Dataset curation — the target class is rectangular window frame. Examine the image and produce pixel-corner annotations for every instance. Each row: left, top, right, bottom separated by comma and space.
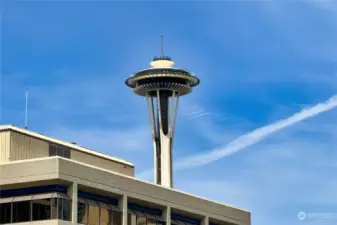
0, 192, 71, 224
48, 144, 71, 159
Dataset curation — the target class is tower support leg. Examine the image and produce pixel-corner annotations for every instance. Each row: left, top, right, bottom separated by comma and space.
146, 90, 179, 188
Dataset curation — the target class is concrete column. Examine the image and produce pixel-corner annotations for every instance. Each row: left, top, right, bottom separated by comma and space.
131, 214, 137, 225
164, 206, 171, 225
68, 182, 78, 224
160, 134, 172, 188
121, 194, 128, 225
202, 216, 209, 225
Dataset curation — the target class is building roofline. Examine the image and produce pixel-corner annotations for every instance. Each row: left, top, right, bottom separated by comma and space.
1, 156, 250, 214
0, 124, 134, 167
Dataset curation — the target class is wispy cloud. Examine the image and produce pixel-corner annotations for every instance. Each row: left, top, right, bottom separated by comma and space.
138, 94, 337, 179
304, 0, 337, 12
184, 109, 213, 119
175, 94, 337, 170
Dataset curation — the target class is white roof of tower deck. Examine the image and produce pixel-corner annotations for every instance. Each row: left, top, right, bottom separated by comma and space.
0, 124, 134, 167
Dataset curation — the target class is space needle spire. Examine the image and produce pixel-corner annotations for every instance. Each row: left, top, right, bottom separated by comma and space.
125, 37, 200, 188
160, 34, 164, 56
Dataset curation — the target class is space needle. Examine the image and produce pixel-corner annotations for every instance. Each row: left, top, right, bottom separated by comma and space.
125, 36, 200, 188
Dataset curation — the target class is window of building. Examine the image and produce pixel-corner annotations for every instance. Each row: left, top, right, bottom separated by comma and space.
113, 211, 122, 225
128, 214, 135, 225
171, 214, 200, 225
128, 205, 164, 225
49, 144, 71, 159
58, 199, 71, 221
147, 218, 157, 225
32, 199, 51, 221
88, 204, 100, 225
77, 197, 121, 225
210, 222, 237, 225
12, 201, 31, 223
101, 208, 113, 225
63, 148, 71, 158
0, 203, 11, 224
51, 198, 58, 219
49, 145, 57, 156
0, 194, 70, 224
78, 202, 89, 224
137, 215, 147, 225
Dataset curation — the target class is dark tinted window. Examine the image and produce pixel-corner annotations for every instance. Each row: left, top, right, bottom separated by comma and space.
63, 148, 71, 159
78, 202, 88, 224
49, 144, 71, 159
113, 211, 122, 225
0, 203, 12, 224
32, 199, 51, 221
49, 145, 57, 156
147, 218, 156, 225
56, 148, 63, 157
13, 201, 31, 222
62, 199, 71, 221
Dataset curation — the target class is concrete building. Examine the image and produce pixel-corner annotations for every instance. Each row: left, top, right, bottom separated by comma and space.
0, 125, 251, 225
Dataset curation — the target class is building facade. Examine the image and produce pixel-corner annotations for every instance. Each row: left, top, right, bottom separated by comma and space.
0, 125, 251, 225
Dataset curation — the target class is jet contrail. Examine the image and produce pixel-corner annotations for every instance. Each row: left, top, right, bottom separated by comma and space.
138, 95, 337, 179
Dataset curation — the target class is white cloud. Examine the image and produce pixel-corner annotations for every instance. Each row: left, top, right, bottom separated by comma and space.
174, 95, 337, 170
304, 0, 337, 12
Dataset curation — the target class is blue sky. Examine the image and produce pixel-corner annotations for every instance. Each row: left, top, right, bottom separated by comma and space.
1, 1, 337, 225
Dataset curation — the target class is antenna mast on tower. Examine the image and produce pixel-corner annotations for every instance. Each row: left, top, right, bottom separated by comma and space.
160, 34, 164, 56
